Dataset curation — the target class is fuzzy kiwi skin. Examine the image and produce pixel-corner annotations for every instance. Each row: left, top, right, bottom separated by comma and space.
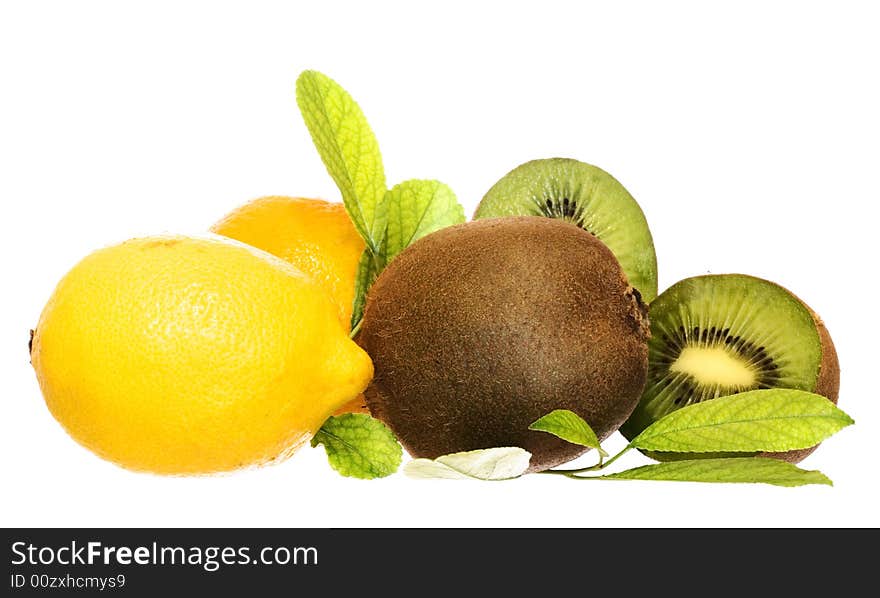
357, 217, 650, 473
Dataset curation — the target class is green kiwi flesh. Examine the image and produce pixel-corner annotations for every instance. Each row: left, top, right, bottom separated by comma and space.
620, 274, 840, 463
357, 217, 650, 473
474, 157, 658, 302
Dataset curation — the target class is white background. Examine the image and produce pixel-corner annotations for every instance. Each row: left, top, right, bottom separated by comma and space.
2, 1, 878, 527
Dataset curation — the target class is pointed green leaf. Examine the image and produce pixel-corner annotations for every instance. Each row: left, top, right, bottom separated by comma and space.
348, 181, 463, 331
312, 413, 402, 479
349, 248, 380, 331
601, 457, 833, 487
383, 180, 465, 263
630, 389, 854, 453
529, 409, 608, 457
295, 70, 387, 252
404, 447, 531, 480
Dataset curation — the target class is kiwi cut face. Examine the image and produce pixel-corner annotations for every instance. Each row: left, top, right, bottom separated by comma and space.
475, 157, 658, 302
620, 274, 839, 462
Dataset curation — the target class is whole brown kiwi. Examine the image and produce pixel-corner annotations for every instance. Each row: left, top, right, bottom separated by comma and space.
357, 217, 651, 472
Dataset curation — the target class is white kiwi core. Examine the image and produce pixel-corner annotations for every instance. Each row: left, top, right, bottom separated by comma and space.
670, 346, 757, 389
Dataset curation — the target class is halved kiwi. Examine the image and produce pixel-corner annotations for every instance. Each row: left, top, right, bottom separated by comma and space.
620, 274, 840, 462
475, 157, 658, 302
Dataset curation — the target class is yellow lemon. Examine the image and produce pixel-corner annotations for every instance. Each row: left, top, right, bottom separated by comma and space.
30, 235, 373, 475
211, 196, 365, 325
211, 196, 369, 414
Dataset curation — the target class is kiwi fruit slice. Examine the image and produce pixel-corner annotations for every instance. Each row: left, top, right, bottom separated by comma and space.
357, 217, 650, 473
620, 274, 840, 463
475, 158, 658, 302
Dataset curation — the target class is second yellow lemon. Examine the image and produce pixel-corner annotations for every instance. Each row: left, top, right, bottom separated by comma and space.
211, 196, 365, 326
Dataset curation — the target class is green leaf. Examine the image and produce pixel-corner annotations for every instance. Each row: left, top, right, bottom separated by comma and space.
601, 457, 833, 487
529, 409, 608, 457
295, 70, 387, 252
404, 447, 531, 480
311, 413, 402, 479
630, 389, 854, 453
347, 181, 464, 331
383, 180, 465, 263
349, 249, 380, 331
